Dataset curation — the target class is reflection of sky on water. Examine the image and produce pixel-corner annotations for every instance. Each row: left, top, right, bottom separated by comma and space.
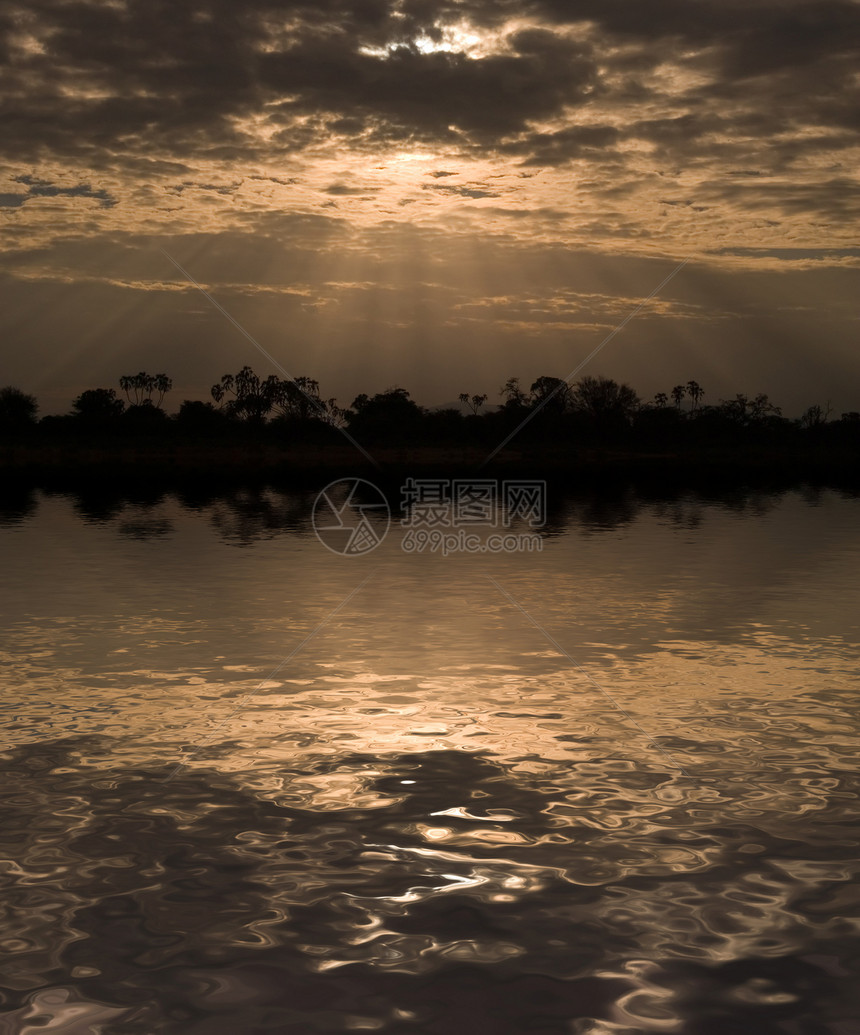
1, 486, 859, 1032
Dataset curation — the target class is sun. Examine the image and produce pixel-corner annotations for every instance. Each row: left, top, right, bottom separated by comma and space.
412, 24, 484, 56
358, 19, 500, 61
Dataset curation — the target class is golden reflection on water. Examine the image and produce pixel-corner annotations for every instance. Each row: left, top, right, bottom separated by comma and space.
4, 601, 856, 787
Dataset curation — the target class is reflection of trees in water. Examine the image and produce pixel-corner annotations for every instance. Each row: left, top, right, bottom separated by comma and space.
542, 483, 786, 539
40, 484, 170, 529
15, 479, 860, 545
0, 481, 38, 525
116, 517, 174, 539
1, 738, 856, 1034
241, 481, 789, 544
207, 487, 314, 545
69, 487, 128, 524
34, 484, 313, 543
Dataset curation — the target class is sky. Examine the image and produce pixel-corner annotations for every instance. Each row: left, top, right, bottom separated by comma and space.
1, 0, 858, 418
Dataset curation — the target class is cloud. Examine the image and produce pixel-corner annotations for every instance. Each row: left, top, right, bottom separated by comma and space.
423, 182, 502, 199
0, 1, 857, 288
2, 176, 116, 207
0, 1, 855, 204
176, 181, 243, 195
506, 124, 622, 167
324, 182, 381, 195
709, 246, 860, 262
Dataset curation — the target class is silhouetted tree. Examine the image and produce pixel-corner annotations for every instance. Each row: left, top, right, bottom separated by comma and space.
346, 387, 425, 440
686, 380, 704, 413
801, 402, 831, 429
72, 388, 125, 420
500, 377, 529, 410
0, 386, 38, 430
530, 376, 572, 415
718, 394, 750, 425
671, 384, 686, 410
276, 376, 317, 420
458, 392, 488, 415
123, 402, 170, 432
570, 376, 639, 434
211, 366, 280, 422
210, 367, 342, 426
716, 393, 782, 428
177, 400, 228, 431
724, 391, 782, 424
272, 376, 344, 425
119, 372, 172, 407
653, 392, 669, 408
750, 393, 781, 421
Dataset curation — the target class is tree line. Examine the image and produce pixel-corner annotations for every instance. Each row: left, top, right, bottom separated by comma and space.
1, 367, 858, 449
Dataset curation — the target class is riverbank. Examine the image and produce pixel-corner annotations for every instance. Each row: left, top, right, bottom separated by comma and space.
2, 439, 859, 491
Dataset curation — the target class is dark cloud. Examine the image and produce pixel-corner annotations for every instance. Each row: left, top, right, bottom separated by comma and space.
183, 181, 243, 194
468, 205, 569, 220
700, 177, 860, 221
249, 174, 300, 184
505, 125, 622, 167
0, 1, 576, 162
256, 32, 598, 144
424, 183, 502, 199
3, 176, 116, 206
531, 0, 860, 59
324, 183, 381, 195
166, 181, 243, 197
709, 246, 860, 260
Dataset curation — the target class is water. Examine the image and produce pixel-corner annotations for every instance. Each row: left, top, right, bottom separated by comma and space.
1, 482, 859, 1033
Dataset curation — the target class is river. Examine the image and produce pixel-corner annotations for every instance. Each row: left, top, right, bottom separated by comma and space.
1, 480, 858, 1033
